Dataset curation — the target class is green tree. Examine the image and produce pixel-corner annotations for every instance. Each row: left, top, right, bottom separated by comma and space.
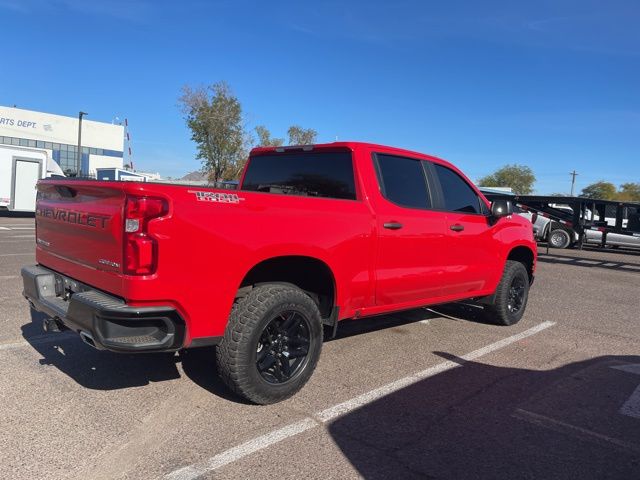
617, 182, 640, 201
255, 125, 284, 147
287, 125, 317, 145
179, 82, 248, 181
477, 164, 536, 195
579, 181, 617, 200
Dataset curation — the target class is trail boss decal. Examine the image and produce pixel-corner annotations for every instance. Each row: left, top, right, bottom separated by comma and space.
188, 191, 245, 204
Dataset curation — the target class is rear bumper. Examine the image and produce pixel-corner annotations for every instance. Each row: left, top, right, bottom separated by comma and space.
21, 265, 185, 352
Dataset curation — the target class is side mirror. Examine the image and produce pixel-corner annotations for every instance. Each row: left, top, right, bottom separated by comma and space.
490, 199, 513, 218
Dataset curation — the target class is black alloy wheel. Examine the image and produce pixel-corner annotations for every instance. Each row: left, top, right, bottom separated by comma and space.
216, 283, 323, 404
484, 260, 530, 326
507, 275, 526, 314
256, 310, 311, 384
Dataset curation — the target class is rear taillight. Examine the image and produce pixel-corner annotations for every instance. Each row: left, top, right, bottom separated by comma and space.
124, 195, 168, 275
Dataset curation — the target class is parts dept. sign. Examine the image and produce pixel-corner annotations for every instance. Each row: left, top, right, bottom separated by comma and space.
0, 116, 39, 129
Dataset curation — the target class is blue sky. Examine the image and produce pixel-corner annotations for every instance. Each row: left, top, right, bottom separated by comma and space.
1, 0, 638, 193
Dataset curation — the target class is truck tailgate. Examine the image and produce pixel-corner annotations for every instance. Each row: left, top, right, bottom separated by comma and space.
35, 181, 126, 276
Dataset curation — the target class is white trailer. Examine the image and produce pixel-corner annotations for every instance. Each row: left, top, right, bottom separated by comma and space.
0, 145, 64, 212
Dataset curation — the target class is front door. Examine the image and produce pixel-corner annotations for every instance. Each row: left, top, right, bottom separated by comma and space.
430, 162, 498, 297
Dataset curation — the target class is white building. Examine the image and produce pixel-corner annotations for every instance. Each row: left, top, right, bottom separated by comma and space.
0, 105, 124, 211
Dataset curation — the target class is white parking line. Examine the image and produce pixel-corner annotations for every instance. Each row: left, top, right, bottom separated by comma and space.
0, 253, 34, 257
164, 320, 556, 480
610, 363, 640, 419
166, 419, 318, 480
513, 408, 640, 455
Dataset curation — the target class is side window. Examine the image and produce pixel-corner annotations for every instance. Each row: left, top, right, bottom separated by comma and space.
376, 154, 431, 209
433, 164, 482, 214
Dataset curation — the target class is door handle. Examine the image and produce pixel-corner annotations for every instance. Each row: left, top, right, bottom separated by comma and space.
383, 222, 403, 230
450, 224, 464, 232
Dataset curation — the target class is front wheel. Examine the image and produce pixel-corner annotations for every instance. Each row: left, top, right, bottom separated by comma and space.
485, 260, 530, 326
216, 284, 323, 404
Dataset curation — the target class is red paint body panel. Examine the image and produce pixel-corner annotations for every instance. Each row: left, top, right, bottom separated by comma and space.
34, 142, 536, 346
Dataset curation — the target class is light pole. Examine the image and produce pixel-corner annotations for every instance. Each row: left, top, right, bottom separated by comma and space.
569, 170, 578, 196
76, 111, 88, 176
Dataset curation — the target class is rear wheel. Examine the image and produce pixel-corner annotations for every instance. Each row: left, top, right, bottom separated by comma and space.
216, 284, 323, 404
485, 260, 530, 326
549, 228, 571, 249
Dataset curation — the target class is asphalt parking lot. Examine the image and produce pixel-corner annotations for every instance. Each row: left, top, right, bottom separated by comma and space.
1, 213, 639, 480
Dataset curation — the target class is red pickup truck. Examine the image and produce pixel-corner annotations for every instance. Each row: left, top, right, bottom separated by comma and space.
22, 142, 536, 404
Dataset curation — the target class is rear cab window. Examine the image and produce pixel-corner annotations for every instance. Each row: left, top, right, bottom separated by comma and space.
242, 151, 356, 200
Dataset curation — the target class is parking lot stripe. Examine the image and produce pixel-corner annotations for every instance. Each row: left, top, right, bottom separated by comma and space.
513, 408, 640, 455
165, 419, 318, 480
163, 320, 555, 479
318, 320, 556, 422
0, 253, 34, 257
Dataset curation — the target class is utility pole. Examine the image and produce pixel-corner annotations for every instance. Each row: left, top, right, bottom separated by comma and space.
569, 170, 578, 196
76, 111, 88, 176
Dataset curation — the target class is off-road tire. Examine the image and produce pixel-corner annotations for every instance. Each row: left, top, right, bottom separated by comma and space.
485, 260, 530, 326
216, 284, 323, 404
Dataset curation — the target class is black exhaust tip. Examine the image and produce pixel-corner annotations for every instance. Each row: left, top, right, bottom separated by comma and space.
79, 331, 97, 349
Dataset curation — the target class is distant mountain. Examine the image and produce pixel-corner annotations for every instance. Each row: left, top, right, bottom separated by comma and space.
180, 170, 208, 181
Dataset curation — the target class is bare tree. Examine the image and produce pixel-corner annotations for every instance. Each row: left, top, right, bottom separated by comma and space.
179, 82, 248, 181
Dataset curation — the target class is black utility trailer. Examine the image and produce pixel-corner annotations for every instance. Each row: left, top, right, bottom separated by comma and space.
482, 192, 640, 250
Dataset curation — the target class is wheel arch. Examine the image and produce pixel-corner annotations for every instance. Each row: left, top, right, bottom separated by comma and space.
238, 255, 337, 319
507, 245, 535, 282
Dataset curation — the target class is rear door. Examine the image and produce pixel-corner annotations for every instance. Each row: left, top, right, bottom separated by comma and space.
428, 162, 499, 296
373, 153, 448, 305
12, 158, 41, 211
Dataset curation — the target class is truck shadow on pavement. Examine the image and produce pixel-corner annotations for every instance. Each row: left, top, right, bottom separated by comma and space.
21, 310, 275, 402
327, 303, 491, 343
23, 310, 183, 390
22, 304, 491, 400
328, 353, 640, 480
